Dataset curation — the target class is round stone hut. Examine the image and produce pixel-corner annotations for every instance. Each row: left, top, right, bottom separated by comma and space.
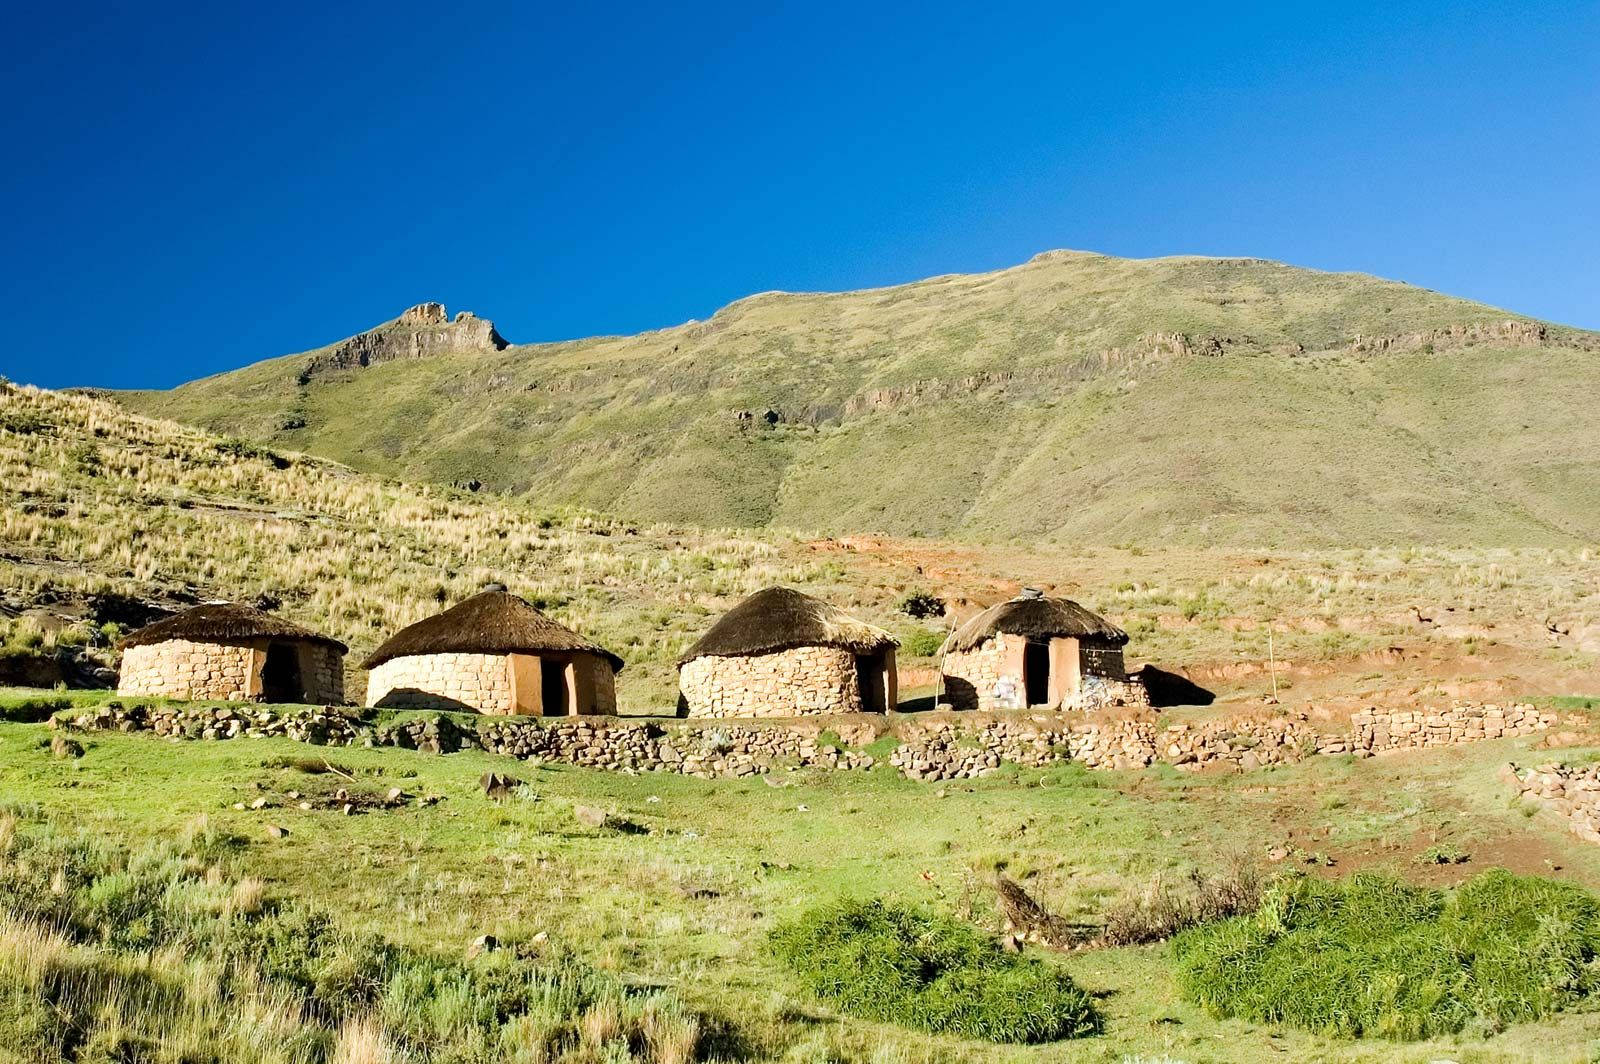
939, 588, 1143, 711
678, 587, 898, 718
117, 603, 346, 704
363, 587, 622, 715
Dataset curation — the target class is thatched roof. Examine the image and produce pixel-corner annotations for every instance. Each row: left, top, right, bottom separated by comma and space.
939, 589, 1127, 654
362, 589, 623, 671
120, 603, 347, 653
679, 587, 896, 664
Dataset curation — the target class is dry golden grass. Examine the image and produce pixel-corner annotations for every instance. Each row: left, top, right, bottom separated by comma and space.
4, 380, 1596, 712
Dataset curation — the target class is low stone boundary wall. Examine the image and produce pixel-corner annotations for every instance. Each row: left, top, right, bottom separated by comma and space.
73, 701, 364, 745
1353, 704, 1554, 753
62, 699, 1551, 783
1505, 761, 1600, 843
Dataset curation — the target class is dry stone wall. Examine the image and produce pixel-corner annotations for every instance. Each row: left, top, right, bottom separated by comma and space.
1352, 703, 1553, 753
680, 646, 862, 717
367, 652, 511, 713
65, 699, 1552, 784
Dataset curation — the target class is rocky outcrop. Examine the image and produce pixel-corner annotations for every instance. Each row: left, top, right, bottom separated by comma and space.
1349, 320, 1550, 355
298, 304, 508, 381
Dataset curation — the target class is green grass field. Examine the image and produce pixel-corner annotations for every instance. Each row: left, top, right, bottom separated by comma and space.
6, 701, 1600, 1062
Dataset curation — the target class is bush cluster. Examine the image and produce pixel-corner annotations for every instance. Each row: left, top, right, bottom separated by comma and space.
1173, 870, 1600, 1040
771, 898, 1099, 1043
0, 815, 706, 1063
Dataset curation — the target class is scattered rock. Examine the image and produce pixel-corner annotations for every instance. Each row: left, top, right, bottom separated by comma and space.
264, 824, 289, 840
466, 934, 498, 960
50, 735, 84, 760
573, 805, 608, 829
479, 772, 521, 802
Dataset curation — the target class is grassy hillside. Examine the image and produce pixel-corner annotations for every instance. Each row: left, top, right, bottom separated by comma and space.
5, 381, 1599, 711
117, 251, 1600, 546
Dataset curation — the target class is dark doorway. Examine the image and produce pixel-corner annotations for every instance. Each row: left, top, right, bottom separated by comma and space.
541, 658, 569, 716
1023, 641, 1050, 706
855, 654, 885, 713
260, 643, 303, 703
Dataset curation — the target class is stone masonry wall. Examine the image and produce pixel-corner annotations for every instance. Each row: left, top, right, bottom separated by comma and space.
118, 639, 255, 700
943, 637, 1146, 712
66, 699, 1554, 785
367, 652, 511, 713
301, 645, 345, 705
680, 646, 863, 717
941, 639, 1011, 711
1352, 703, 1554, 753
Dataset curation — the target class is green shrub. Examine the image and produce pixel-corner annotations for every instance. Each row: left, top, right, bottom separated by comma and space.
771, 898, 1099, 1043
1172, 870, 1600, 1039
898, 626, 945, 658
896, 591, 945, 620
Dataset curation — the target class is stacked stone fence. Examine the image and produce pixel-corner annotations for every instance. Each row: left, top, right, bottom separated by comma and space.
1353, 704, 1554, 753
61, 699, 1552, 783
1505, 761, 1600, 844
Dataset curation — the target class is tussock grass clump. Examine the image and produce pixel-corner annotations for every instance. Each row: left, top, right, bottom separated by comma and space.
1101, 855, 1264, 946
1173, 869, 1600, 1040
0, 819, 710, 1062
771, 898, 1099, 1043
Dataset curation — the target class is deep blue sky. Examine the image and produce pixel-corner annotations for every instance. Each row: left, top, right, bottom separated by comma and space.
4, 1, 1596, 389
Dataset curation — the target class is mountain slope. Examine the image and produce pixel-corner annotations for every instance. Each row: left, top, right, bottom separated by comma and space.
115, 251, 1600, 546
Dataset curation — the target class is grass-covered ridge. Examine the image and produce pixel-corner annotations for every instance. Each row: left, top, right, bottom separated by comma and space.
771, 898, 1099, 1043
1173, 869, 1600, 1040
118, 250, 1600, 545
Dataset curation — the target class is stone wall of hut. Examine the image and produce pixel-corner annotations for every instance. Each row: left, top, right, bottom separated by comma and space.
366, 651, 616, 715
940, 638, 1013, 711
297, 645, 345, 704
367, 652, 512, 712
680, 645, 863, 717
942, 635, 1140, 712
118, 639, 342, 704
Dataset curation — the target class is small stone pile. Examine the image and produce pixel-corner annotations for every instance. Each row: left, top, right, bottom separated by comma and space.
1353, 703, 1551, 753
1506, 762, 1600, 843
70, 701, 365, 745
375, 715, 483, 754
1157, 716, 1326, 771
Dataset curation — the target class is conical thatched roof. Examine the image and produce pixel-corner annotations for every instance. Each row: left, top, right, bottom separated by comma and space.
120, 603, 347, 653
362, 589, 623, 671
939, 589, 1127, 655
678, 587, 896, 664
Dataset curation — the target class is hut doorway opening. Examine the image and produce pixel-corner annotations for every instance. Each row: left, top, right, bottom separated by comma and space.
1023, 641, 1051, 706
856, 654, 885, 714
540, 658, 570, 715
261, 643, 303, 703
